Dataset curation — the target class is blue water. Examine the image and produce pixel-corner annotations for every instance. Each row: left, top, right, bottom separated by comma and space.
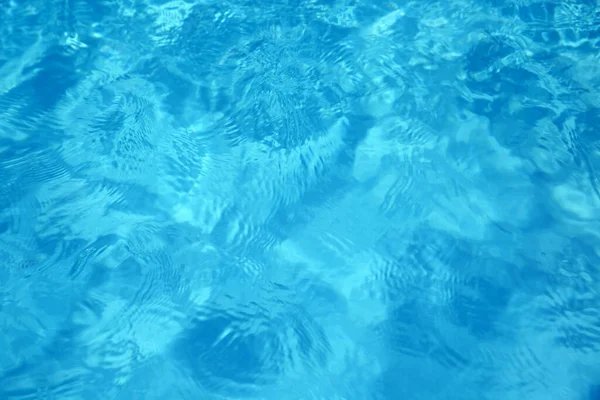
1, 0, 600, 399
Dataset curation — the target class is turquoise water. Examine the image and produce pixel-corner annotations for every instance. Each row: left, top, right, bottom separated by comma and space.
1, 0, 600, 399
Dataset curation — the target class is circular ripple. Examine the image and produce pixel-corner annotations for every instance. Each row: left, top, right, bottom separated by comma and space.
174, 296, 331, 395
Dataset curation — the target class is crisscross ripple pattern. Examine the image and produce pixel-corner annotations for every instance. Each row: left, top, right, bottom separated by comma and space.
1, 0, 600, 399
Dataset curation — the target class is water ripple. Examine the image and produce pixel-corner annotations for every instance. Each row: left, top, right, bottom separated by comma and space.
2, 0, 600, 398
174, 296, 331, 395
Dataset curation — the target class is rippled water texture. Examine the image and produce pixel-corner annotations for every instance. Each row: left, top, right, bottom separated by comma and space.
1, 0, 600, 399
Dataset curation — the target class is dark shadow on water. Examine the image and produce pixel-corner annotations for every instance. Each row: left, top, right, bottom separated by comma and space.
171, 293, 332, 395
590, 385, 600, 400
174, 313, 277, 386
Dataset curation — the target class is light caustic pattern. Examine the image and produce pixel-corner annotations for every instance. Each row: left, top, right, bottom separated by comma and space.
0, 0, 600, 399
